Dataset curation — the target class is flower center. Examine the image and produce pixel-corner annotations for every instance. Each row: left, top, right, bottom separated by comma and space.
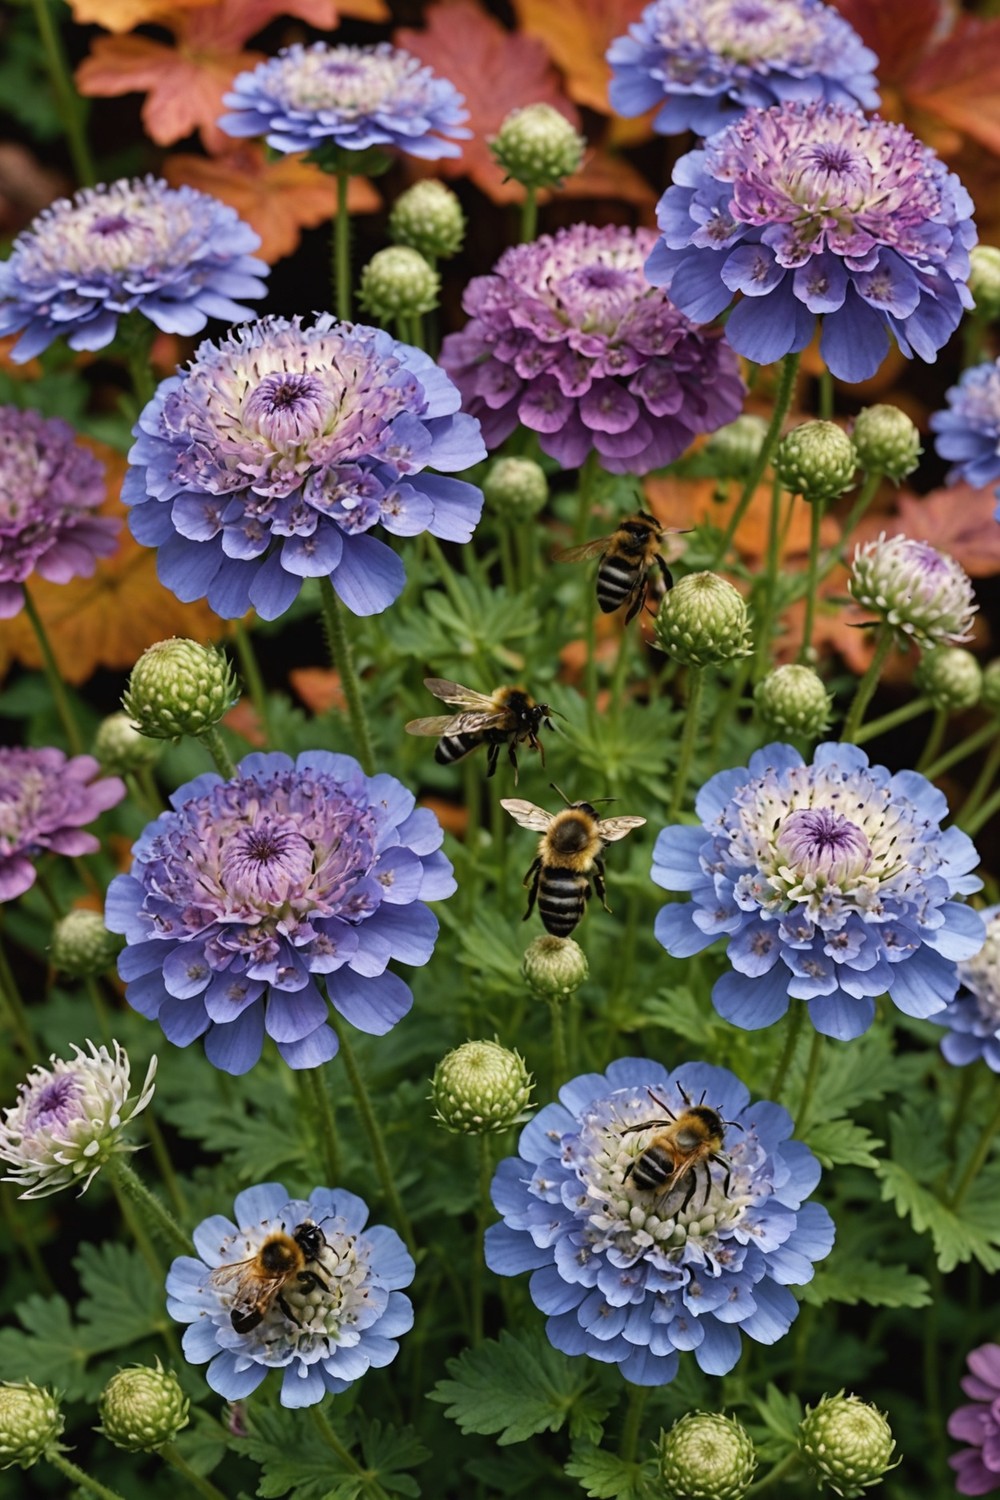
24, 1072, 83, 1133
775, 807, 872, 885
89, 213, 134, 238
242, 373, 335, 449
959, 922, 1000, 1026
221, 816, 315, 906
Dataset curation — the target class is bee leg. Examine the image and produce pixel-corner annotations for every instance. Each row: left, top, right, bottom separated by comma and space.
536, 736, 546, 769
593, 858, 612, 914
297, 1268, 330, 1295
624, 586, 645, 625
507, 740, 520, 784
522, 859, 542, 921
654, 555, 674, 592
714, 1155, 733, 1200
276, 1292, 304, 1327
679, 1172, 699, 1215
486, 742, 500, 778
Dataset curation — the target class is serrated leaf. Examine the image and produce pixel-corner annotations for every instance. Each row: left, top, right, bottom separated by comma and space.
357, 1415, 429, 1496
564, 1442, 655, 1500
808, 1029, 896, 1124
243, 1406, 361, 1500
76, 1241, 165, 1350
806, 1118, 883, 1169
801, 1256, 931, 1309
0, 1295, 91, 1400
638, 986, 728, 1048
166, 1094, 305, 1184
877, 1158, 1000, 1273
744, 1382, 805, 1462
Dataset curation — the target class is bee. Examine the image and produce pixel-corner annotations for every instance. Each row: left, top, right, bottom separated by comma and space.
405, 679, 556, 784
620, 1087, 743, 1213
500, 784, 646, 936
209, 1219, 333, 1334
556, 512, 677, 623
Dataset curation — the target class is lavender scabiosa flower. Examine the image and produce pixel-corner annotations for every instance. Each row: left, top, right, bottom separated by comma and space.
849, 534, 977, 648
930, 360, 1000, 505
105, 751, 455, 1075
485, 1058, 833, 1385
0, 407, 118, 618
936, 906, 1000, 1072
0, 748, 126, 903
652, 742, 985, 1040
646, 101, 976, 383
0, 177, 268, 363
439, 223, 745, 475
167, 1181, 414, 1408
123, 315, 486, 620
219, 42, 469, 161
950, 1344, 1000, 1495
0, 1041, 156, 1199
607, 0, 878, 138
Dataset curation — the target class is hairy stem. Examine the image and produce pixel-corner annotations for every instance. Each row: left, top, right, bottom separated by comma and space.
46, 1452, 127, 1500
333, 167, 352, 322
22, 586, 84, 755
330, 1020, 417, 1256
160, 1446, 231, 1500
29, 0, 95, 186
840, 627, 895, 744
798, 497, 824, 664
109, 1157, 191, 1256
198, 725, 236, 780
666, 667, 704, 822
712, 352, 800, 566
318, 576, 376, 776
300, 1065, 342, 1185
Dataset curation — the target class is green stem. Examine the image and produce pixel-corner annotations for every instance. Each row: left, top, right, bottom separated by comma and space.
521, 186, 538, 243
300, 1066, 341, 1185
854, 695, 932, 746
46, 1451, 127, 1500
516, 521, 536, 594
817, 368, 834, 420
198, 724, 236, 780
958, 778, 1000, 838
333, 168, 352, 322
0, 931, 39, 1061
949, 1088, 1000, 1211
84, 975, 112, 1044
945, 1067, 976, 1159
840, 626, 895, 744
923, 721, 998, 781
141, 1104, 189, 1221
958, 737, 1000, 826
798, 498, 824, 664
233, 622, 273, 746
28, 0, 95, 186
796, 1030, 824, 1132
768, 1004, 804, 1102
108, 1166, 165, 1281
471, 1133, 493, 1346
109, 1157, 191, 1256
318, 576, 377, 775
916, 708, 948, 773
752, 476, 784, 682
549, 997, 567, 1091
746, 1450, 801, 1495
618, 1385, 648, 1463
22, 586, 84, 754
712, 352, 800, 567
160, 1445, 230, 1500
666, 667, 704, 822
330, 1020, 417, 1256
817, 471, 881, 584
311, 1405, 391, 1499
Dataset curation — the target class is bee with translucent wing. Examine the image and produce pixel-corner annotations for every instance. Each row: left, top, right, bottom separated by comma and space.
405, 679, 556, 785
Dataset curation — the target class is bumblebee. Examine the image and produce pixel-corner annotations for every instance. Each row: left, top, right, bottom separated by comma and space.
405, 679, 556, 784
621, 1087, 742, 1212
209, 1219, 332, 1334
500, 784, 645, 936
556, 511, 677, 623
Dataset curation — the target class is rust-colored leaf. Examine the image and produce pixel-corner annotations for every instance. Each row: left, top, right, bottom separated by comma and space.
68, 0, 212, 32
289, 668, 348, 715
559, 145, 656, 210
895, 483, 1000, 580
905, 16, 1000, 158
512, 0, 647, 114
828, 0, 944, 88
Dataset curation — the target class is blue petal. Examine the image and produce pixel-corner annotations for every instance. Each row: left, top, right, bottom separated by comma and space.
738, 1278, 799, 1344
204, 1006, 266, 1075
531, 1265, 587, 1316
192, 1215, 239, 1267
725, 278, 814, 364
205, 1351, 268, 1400
713, 967, 790, 1030
651, 825, 707, 887
233, 1183, 290, 1227
693, 1318, 742, 1375
332, 532, 406, 616
818, 291, 890, 382
617, 1344, 679, 1386
358, 1226, 414, 1289
275, 1024, 339, 1069
544, 1310, 594, 1358
558, 1072, 612, 1115
922, 903, 986, 962
517, 1102, 576, 1165
264, 979, 329, 1044
329, 969, 412, 1034
806, 991, 875, 1039
889, 950, 957, 1018
655, 901, 719, 958
280, 1361, 327, 1408
484, 1222, 551, 1276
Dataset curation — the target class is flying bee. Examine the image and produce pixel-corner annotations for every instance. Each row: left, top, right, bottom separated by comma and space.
556, 512, 679, 623
405, 679, 556, 784
620, 1086, 744, 1213
500, 784, 646, 936
209, 1219, 333, 1334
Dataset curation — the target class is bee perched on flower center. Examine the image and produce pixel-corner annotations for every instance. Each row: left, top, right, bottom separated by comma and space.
620, 1085, 743, 1215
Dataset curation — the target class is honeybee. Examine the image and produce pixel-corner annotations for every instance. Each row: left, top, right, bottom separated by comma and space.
500, 784, 646, 936
209, 1219, 332, 1334
621, 1087, 742, 1213
405, 679, 556, 784
556, 512, 676, 623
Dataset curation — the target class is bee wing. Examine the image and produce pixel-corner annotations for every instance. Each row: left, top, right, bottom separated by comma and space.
406, 710, 507, 737
554, 535, 613, 563
597, 815, 647, 842
406, 714, 470, 737
422, 679, 497, 710
500, 798, 555, 832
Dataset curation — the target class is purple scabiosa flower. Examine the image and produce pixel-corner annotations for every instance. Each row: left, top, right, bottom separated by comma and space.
646, 101, 977, 384
652, 742, 985, 1041
849, 533, 977, 648
105, 751, 455, 1075
0, 177, 268, 363
936, 906, 1000, 1071
123, 314, 486, 620
0, 749, 126, 903
485, 1057, 833, 1386
0, 406, 118, 618
167, 1181, 414, 1408
439, 223, 745, 475
607, 0, 878, 138
219, 42, 469, 161
949, 1344, 1000, 1495
930, 360, 1000, 502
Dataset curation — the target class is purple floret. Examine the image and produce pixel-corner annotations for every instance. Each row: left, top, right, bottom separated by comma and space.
930, 360, 1000, 509
0, 748, 126, 903
949, 1343, 1000, 1495
935, 905, 1000, 1072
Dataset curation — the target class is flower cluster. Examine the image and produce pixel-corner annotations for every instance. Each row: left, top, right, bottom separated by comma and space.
849, 534, 977, 648
652, 743, 985, 1040
949, 1343, 1000, 1496
440, 223, 744, 474
123, 315, 486, 620
936, 906, 1000, 1072
0, 748, 126, 903
485, 1058, 833, 1385
930, 359, 1000, 502
105, 751, 455, 1074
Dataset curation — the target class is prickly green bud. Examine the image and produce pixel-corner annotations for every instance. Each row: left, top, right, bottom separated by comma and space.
969, 245, 1000, 322
483, 457, 549, 521
914, 647, 982, 711
50, 909, 122, 979
654, 572, 752, 667
798, 1392, 897, 1498
981, 659, 1000, 714
491, 103, 584, 189
0, 1382, 63, 1469
754, 664, 832, 738
851, 405, 922, 483
431, 1040, 533, 1134
97, 1362, 189, 1452
775, 421, 857, 503
388, 180, 465, 261
704, 414, 769, 479
358, 246, 440, 322
658, 1411, 757, 1500
92, 711, 163, 774
522, 934, 589, 998
123, 638, 239, 740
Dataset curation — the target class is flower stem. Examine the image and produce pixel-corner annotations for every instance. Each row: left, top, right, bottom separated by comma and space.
746, 1450, 801, 1495
233, 622, 273, 747
198, 725, 236, 780
520, 186, 538, 243
798, 498, 824, 664
141, 1104, 189, 1221
840, 626, 895, 744
618, 1385, 648, 1463
752, 475, 784, 682
923, 721, 998, 781
949, 1089, 1000, 1211
311, 1404, 391, 1500
470, 1133, 493, 1346
796, 1030, 824, 1132
299, 1066, 341, 1185
666, 667, 704, 822
160, 1445, 230, 1500
768, 1004, 804, 1102
548, 997, 568, 1091
817, 470, 880, 584
854, 695, 931, 746
318, 576, 376, 775
46, 1451, 127, 1500
0, 930, 40, 1061
916, 708, 948, 773
28, 0, 95, 186
957, 736, 1000, 828
957, 775, 1000, 838
330, 1019, 417, 1256
333, 168, 352, 322
21, 586, 85, 755
108, 1156, 191, 1256
712, 352, 800, 567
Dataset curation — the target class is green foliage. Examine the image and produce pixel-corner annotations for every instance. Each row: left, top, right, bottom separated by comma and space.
564, 1442, 656, 1500
806, 1118, 883, 1170
242, 1405, 428, 1499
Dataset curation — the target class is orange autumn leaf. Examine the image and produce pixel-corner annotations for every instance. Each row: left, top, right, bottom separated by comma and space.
643, 473, 839, 566
290, 668, 348, 715
223, 698, 267, 747
905, 17, 1000, 160
560, 145, 656, 211
894, 483, 1000, 580
420, 795, 467, 839
69, 0, 213, 31
513, 0, 647, 115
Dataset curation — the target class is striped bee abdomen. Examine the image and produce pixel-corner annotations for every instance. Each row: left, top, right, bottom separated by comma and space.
628, 1144, 676, 1191
434, 731, 483, 766
538, 869, 589, 936
596, 554, 639, 613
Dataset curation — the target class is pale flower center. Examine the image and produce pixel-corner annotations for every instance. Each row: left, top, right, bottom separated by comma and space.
221, 816, 315, 906
775, 807, 872, 886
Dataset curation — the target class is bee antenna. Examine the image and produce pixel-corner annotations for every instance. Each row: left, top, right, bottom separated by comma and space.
723, 1117, 745, 1133
549, 783, 572, 805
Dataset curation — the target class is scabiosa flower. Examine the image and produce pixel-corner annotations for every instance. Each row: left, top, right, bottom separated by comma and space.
930, 360, 1000, 500
123, 315, 486, 620
949, 1344, 1000, 1496
849, 534, 977, 648
485, 1058, 833, 1385
0, 748, 126, 903
652, 742, 985, 1040
105, 751, 455, 1075
0, 177, 268, 363
936, 906, 1000, 1072
440, 224, 744, 475
219, 42, 469, 161
646, 101, 977, 384
0, 1041, 157, 1199
167, 1181, 414, 1408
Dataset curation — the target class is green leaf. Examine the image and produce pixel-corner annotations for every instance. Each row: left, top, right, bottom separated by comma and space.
801, 1257, 932, 1309
744, 1382, 805, 1463
807, 1029, 897, 1124
166, 1092, 305, 1184
75, 1241, 165, 1351
0, 1295, 91, 1400
243, 1406, 361, 1500
637, 986, 729, 1049
356, 1415, 429, 1496
805, 1118, 883, 1170
876, 1158, 1000, 1273
564, 1442, 656, 1500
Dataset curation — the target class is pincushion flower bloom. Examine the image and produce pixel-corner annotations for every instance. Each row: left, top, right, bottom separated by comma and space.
949, 1343, 1000, 1495
0, 748, 126, 903
936, 906, 1000, 1072
105, 751, 455, 1075
646, 101, 976, 384
607, 0, 878, 139
219, 42, 470, 160
439, 223, 745, 475
123, 315, 486, 620
930, 360, 1000, 506
485, 1058, 833, 1385
0, 177, 268, 362
849, 534, 977, 648
167, 1181, 414, 1408
652, 742, 985, 1040
0, 406, 118, 618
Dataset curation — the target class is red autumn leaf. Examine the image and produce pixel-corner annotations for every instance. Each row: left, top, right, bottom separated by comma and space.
560, 145, 656, 210
894, 483, 1000, 580
828, 0, 944, 89
512, 0, 647, 114
905, 16, 1000, 159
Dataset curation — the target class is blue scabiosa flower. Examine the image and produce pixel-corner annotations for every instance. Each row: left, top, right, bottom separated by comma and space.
167, 1181, 414, 1408
936, 906, 1000, 1071
485, 1058, 833, 1385
0, 177, 268, 363
105, 751, 455, 1075
652, 743, 985, 1040
646, 101, 977, 384
123, 314, 486, 620
607, 0, 878, 138
0, 748, 126, 904
219, 42, 470, 160
930, 360, 1000, 500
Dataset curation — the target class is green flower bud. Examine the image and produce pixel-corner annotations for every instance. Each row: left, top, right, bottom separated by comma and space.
522, 934, 589, 998
754, 664, 832, 739
704, 414, 769, 480
0, 1382, 63, 1470
654, 572, 752, 667
914, 647, 982, 711
92, 711, 163, 774
431, 1040, 533, 1134
388, 180, 465, 261
850, 405, 922, 483
491, 103, 585, 190
483, 457, 549, 521
798, 1392, 897, 1498
123, 638, 239, 741
50, 909, 123, 979
969, 245, 1000, 322
97, 1362, 189, 1453
659, 1411, 757, 1500
775, 421, 857, 503
358, 246, 440, 322
981, 659, 1000, 714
